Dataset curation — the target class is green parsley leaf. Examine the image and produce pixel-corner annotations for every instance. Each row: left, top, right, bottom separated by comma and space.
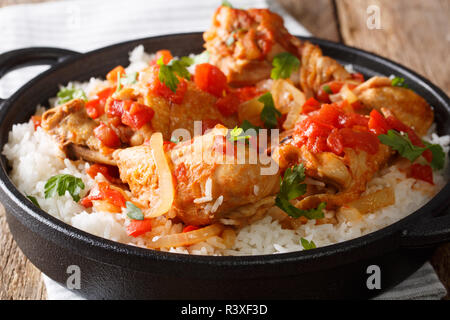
300, 238, 317, 250
258, 92, 281, 129
126, 201, 144, 220
275, 197, 326, 220
322, 84, 333, 94
222, 0, 233, 8
227, 126, 251, 142
192, 51, 210, 64
279, 165, 307, 200
271, 52, 300, 80
44, 174, 85, 202
27, 195, 40, 208
170, 136, 181, 144
56, 86, 87, 105
391, 77, 409, 89
157, 57, 192, 93
424, 141, 445, 170
275, 164, 326, 220
379, 130, 446, 170
378, 130, 427, 162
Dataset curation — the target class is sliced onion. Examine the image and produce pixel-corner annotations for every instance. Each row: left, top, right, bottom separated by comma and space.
145, 132, 174, 218
146, 224, 223, 249
341, 85, 358, 104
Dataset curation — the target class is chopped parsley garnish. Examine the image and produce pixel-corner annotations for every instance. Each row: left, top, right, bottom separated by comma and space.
275, 164, 326, 220
391, 77, 409, 89
258, 92, 281, 129
322, 84, 333, 94
44, 174, 85, 202
271, 52, 300, 80
301, 238, 317, 250
157, 56, 192, 93
126, 201, 144, 220
424, 141, 445, 170
27, 195, 40, 208
378, 130, 445, 170
227, 126, 251, 142
56, 86, 87, 105
222, 0, 233, 8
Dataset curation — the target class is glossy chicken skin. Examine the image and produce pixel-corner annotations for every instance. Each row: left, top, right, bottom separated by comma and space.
203, 6, 303, 86
113, 126, 279, 226
354, 76, 433, 136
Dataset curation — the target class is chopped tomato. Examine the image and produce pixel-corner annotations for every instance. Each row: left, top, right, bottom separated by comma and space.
81, 181, 126, 208
31, 115, 42, 130
385, 116, 432, 163
234, 86, 262, 103
194, 63, 228, 98
106, 99, 155, 129
368, 109, 389, 135
86, 164, 119, 181
317, 82, 344, 102
127, 219, 152, 237
215, 92, 240, 116
163, 140, 176, 152
150, 49, 173, 65
147, 65, 188, 104
85, 87, 115, 119
121, 102, 155, 129
93, 122, 121, 148
351, 72, 365, 83
301, 97, 321, 114
411, 163, 434, 184
294, 102, 378, 155
85, 99, 103, 119
332, 128, 379, 155
182, 225, 199, 233
106, 66, 126, 83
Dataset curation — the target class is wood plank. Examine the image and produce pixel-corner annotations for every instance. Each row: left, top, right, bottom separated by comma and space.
0, 204, 47, 299
335, 0, 449, 95
278, 0, 341, 41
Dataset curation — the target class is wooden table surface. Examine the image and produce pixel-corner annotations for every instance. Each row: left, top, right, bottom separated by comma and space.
0, 0, 449, 300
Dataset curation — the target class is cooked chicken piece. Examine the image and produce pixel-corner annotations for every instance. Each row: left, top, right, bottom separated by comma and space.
138, 72, 239, 140
273, 139, 393, 210
355, 77, 433, 136
114, 126, 280, 226
299, 42, 351, 98
204, 6, 351, 95
41, 99, 101, 151
66, 144, 117, 166
203, 6, 303, 86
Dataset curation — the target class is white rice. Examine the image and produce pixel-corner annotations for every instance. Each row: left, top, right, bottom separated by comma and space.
2, 46, 449, 256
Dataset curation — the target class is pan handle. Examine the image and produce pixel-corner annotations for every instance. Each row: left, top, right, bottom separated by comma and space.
400, 197, 450, 248
0, 47, 80, 105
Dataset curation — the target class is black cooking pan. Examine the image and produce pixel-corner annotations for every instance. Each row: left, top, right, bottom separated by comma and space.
0, 33, 449, 300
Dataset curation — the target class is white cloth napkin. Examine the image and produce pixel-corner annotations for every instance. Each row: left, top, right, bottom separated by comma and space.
0, 0, 446, 300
